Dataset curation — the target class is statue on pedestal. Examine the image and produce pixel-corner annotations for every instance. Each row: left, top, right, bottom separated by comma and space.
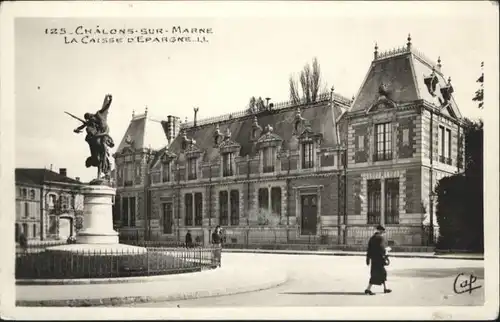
65, 94, 115, 184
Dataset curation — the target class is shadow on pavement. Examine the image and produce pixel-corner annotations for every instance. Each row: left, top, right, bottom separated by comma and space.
282, 291, 367, 296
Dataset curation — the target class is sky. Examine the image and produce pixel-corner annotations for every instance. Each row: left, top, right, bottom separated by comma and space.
13, 1, 498, 182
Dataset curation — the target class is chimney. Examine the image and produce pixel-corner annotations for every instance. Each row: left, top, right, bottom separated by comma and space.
193, 107, 199, 127
59, 168, 67, 177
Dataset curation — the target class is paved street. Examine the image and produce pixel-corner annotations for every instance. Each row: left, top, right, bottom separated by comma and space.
128, 253, 484, 307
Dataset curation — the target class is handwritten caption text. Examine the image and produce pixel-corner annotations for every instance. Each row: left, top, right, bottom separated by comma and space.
44, 26, 214, 44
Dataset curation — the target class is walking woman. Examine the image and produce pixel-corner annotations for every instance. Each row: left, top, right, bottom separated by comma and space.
365, 225, 392, 295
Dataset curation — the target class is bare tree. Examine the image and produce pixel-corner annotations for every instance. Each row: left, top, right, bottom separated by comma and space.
289, 77, 300, 105
289, 57, 324, 105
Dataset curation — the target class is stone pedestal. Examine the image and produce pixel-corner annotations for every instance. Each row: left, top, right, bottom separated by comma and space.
46, 183, 146, 255
76, 185, 118, 244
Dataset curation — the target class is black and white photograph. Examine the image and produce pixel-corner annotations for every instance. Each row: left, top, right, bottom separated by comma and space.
0, 1, 498, 320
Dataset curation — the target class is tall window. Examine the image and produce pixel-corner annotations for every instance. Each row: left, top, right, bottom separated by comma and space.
22, 188, 27, 199
258, 188, 269, 210
24, 203, 29, 218
61, 195, 68, 211
22, 223, 28, 237
48, 215, 57, 235
384, 178, 400, 224
185, 193, 193, 226
162, 203, 173, 234
219, 191, 229, 226
194, 192, 203, 226
120, 197, 136, 227
49, 194, 57, 208
375, 122, 392, 161
230, 190, 239, 226
162, 161, 171, 182
124, 162, 134, 186
263, 147, 275, 173
446, 129, 452, 164
30, 189, 35, 200
438, 125, 445, 162
222, 152, 234, 177
32, 224, 37, 238
129, 197, 136, 227
122, 197, 129, 226
271, 187, 282, 216
302, 142, 314, 169
367, 179, 381, 224
188, 158, 197, 180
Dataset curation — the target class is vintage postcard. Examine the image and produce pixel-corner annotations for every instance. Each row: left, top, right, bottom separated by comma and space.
1, 1, 498, 320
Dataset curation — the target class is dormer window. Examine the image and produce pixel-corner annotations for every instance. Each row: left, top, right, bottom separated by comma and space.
301, 142, 314, 169
222, 152, 234, 177
187, 157, 197, 180
263, 147, 276, 173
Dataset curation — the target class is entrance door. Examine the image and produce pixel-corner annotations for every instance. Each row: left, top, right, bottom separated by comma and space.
58, 217, 72, 239
301, 195, 317, 235
163, 203, 173, 234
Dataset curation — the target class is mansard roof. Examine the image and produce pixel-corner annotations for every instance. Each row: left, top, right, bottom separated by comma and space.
115, 109, 169, 154
351, 44, 462, 119
15, 168, 81, 186
167, 93, 350, 163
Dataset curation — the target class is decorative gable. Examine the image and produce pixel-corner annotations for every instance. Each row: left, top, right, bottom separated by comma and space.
213, 124, 223, 147
298, 126, 323, 145
256, 125, 283, 150
424, 66, 439, 97
180, 130, 203, 159
440, 77, 454, 105
218, 128, 241, 154
367, 84, 398, 113
161, 149, 177, 164
250, 116, 263, 142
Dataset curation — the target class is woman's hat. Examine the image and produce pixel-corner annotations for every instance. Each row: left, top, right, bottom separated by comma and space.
376, 224, 386, 232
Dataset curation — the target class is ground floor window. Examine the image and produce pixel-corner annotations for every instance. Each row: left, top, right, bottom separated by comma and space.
219, 191, 228, 226
230, 190, 239, 226
121, 197, 136, 227
185, 193, 193, 226
385, 178, 400, 224
194, 192, 203, 226
367, 179, 381, 224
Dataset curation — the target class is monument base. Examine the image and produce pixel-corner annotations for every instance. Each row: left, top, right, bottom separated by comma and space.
45, 243, 147, 256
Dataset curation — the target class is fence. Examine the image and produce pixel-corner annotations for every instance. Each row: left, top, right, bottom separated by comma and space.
130, 225, 440, 252
16, 244, 218, 279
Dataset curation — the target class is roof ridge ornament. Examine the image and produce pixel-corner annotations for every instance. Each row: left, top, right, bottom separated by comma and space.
407, 33, 412, 50
374, 42, 378, 59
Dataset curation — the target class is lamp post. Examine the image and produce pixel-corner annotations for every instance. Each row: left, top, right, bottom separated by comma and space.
429, 191, 437, 245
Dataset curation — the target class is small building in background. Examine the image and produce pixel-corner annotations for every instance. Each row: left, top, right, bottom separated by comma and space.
15, 168, 85, 241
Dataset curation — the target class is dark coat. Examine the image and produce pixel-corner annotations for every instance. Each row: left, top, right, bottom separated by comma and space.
185, 232, 193, 247
212, 231, 222, 245
366, 232, 387, 285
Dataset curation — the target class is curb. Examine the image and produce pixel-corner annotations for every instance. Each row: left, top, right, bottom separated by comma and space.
16, 273, 289, 307
222, 249, 484, 261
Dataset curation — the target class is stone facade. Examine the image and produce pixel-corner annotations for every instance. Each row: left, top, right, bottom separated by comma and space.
15, 168, 84, 241
113, 41, 466, 247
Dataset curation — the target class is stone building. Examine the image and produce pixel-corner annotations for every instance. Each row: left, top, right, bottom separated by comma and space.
15, 168, 85, 241
113, 37, 465, 247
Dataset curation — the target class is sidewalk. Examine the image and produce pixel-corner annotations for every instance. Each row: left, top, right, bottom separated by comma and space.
223, 248, 484, 260
16, 257, 288, 307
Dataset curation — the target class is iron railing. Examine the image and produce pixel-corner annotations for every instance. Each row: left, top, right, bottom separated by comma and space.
16, 245, 218, 279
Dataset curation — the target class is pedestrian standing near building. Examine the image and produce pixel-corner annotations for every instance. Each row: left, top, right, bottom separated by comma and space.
185, 230, 193, 248
19, 231, 28, 254
364, 225, 392, 295
212, 225, 223, 267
